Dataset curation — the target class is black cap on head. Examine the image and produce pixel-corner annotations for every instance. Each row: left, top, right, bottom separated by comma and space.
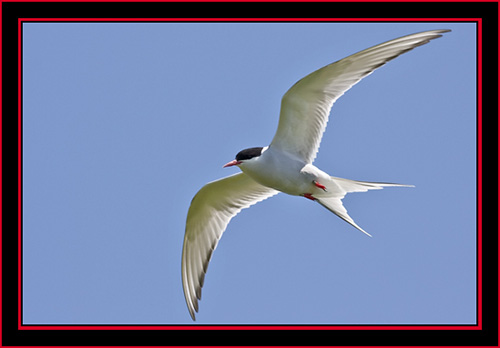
235, 147, 264, 162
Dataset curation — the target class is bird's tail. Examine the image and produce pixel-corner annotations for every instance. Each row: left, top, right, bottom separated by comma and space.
315, 177, 413, 237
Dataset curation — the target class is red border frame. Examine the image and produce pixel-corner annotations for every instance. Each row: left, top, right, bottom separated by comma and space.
2, 0, 497, 2
16, 17, 483, 332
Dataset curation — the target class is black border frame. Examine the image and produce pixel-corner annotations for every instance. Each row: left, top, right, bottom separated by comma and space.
4, 1, 497, 346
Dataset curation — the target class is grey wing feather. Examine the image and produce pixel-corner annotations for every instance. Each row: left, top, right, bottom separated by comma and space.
271, 29, 450, 163
181, 172, 278, 320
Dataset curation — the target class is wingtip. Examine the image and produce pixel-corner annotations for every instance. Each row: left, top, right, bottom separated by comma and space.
189, 308, 197, 321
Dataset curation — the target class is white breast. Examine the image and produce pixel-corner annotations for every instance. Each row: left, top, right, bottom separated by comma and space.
238, 147, 326, 196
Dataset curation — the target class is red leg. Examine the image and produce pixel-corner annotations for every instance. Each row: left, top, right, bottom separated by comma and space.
313, 180, 327, 191
303, 193, 316, 201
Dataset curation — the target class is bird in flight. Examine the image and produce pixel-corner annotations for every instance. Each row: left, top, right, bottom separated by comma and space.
181, 29, 450, 320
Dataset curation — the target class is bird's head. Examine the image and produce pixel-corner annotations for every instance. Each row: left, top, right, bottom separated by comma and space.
223, 146, 266, 168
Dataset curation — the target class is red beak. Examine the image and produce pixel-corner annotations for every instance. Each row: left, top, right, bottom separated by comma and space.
222, 160, 242, 168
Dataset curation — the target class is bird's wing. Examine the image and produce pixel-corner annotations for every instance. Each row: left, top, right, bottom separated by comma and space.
270, 29, 450, 163
182, 172, 278, 320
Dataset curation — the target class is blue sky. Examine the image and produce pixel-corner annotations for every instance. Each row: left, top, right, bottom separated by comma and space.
22, 22, 476, 325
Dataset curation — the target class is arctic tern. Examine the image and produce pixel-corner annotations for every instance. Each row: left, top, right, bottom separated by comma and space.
182, 29, 450, 320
